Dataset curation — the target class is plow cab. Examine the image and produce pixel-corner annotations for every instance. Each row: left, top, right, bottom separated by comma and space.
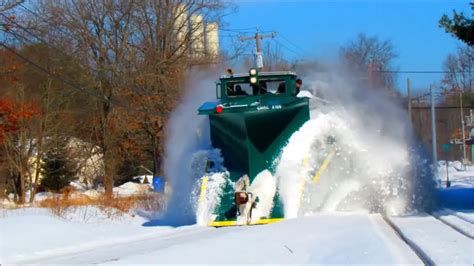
197, 68, 310, 226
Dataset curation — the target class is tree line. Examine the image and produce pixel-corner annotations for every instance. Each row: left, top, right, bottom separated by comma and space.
0, 0, 230, 203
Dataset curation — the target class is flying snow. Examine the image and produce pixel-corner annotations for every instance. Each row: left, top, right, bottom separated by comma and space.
162, 65, 436, 226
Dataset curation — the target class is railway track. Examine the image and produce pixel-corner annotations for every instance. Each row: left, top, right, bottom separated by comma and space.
382, 212, 473, 266
430, 211, 473, 239
436, 209, 474, 224
381, 215, 435, 266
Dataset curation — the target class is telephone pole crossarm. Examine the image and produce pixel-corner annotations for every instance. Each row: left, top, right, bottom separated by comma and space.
239, 31, 277, 70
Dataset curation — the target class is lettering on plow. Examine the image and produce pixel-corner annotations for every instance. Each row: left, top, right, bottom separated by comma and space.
257, 105, 282, 111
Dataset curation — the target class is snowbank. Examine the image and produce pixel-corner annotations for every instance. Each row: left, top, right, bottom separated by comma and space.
435, 160, 474, 208
0, 207, 173, 263
436, 161, 474, 188
113, 182, 152, 196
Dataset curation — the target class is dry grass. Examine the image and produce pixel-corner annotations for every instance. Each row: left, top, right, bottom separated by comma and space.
37, 187, 164, 219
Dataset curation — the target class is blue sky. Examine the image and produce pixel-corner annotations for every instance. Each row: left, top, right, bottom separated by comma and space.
220, 0, 471, 93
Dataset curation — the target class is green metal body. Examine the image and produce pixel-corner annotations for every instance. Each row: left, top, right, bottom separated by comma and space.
198, 71, 310, 223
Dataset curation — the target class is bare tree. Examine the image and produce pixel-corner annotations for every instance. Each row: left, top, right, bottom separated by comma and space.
124, 0, 227, 177
29, 0, 228, 194
0, 42, 81, 203
441, 46, 473, 93
1, 85, 39, 204
340, 33, 398, 91
0, 0, 22, 12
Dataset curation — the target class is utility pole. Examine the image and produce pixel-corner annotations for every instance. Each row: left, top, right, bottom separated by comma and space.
407, 78, 412, 123
240, 31, 277, 70
460, 91, 467, 167
431, 84, 437, 165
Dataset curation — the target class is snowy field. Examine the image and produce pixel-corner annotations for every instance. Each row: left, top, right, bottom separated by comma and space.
0, 207, 472, 264
1, 161, 473, 265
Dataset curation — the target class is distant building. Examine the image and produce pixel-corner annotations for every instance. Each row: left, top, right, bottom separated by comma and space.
174, 5, 219, 61
190, 14, 205, 57
205, 22, 219, 59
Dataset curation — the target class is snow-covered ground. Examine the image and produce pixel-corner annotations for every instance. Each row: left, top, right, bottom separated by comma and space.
436, 161, 474, 188
436, 161, 474, 209
0, 207, 172, 263
2, 160, 472, 264
1, 207, 472, 264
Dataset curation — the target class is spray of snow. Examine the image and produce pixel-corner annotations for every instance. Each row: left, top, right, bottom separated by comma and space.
159, 69, 217, 225
248, 170, 277, 222
276, 67, 435, 217
195, 171, 228, 226
162, 64, 435, 226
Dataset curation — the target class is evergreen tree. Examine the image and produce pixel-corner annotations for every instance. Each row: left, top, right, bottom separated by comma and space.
40, 146, 76, 192
439, 4, 474, 46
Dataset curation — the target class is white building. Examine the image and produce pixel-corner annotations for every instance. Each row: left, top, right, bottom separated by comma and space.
174, 5, 219, 60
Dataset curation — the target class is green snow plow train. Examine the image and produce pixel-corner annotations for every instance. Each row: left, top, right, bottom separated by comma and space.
197, 68, 310, 227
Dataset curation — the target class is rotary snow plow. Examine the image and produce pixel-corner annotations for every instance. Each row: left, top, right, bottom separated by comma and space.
197, 68, 310, 227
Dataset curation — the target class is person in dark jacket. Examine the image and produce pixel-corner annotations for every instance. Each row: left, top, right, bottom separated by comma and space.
235, 85, 248, 96
295, 79, 302, 95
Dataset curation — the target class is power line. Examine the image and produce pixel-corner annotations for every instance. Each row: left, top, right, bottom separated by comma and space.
17, 2, 72, 38
376, 70, 474, 74
0, 12, 74, 59
0, 41, 89, 97
219, 34, 240, 38
412, 106, 474, 110
0, 41, 166, 116
277, 33, 309, 55
273, 38, 303, 57
2, 12, 172, 99
219, 27, 257, 33
2, 24, 101, 74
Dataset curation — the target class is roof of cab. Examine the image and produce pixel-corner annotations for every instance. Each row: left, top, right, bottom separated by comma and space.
220, 71, 297, 79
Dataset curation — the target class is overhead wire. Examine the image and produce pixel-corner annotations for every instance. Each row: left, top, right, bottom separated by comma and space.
272, 38, 304, 57
277, 32, 309, 55
0, 40, 168, 116
0, 27, 167, 116
219, 27, 257, 33
0, 12, 82, 64
1, 10, 178, 114
17, 2, 73, 38
5, 10, 472, 95
375, 70, 474, 74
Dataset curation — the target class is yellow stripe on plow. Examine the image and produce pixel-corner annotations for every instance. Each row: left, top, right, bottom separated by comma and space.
296, 154, 310, 215
198, 176, 208, 204
312, 149, 336, 184
208, 218, 284, 227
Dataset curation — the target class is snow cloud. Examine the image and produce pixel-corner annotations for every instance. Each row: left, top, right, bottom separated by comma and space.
276, 62, 436, 216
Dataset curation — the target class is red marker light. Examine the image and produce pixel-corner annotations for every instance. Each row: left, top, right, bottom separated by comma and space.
216, 105, 223, 113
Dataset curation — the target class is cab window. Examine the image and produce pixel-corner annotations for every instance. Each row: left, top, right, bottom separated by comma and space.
226, 79, 286, 97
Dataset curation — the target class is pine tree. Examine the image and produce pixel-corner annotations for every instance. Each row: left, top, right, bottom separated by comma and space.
40, 146, 76, 192
439, 4, 474, 46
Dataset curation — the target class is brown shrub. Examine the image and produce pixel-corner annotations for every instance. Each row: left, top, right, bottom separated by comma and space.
37, 192, 164, 219
59, 186, 77, 198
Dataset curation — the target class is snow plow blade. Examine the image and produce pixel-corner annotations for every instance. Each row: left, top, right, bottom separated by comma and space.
209, 218, 284, 227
